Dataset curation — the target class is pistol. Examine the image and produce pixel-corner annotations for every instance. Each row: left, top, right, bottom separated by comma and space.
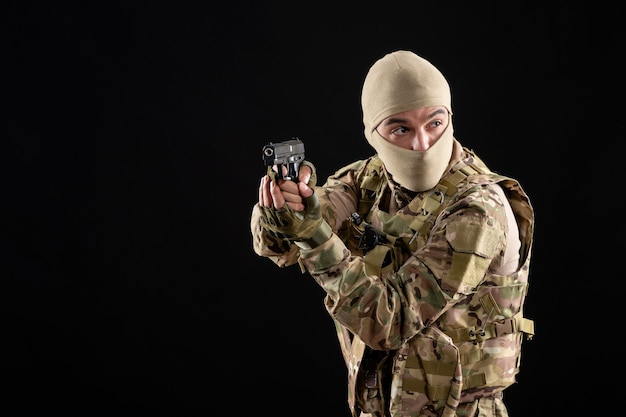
262, 137, 305, 181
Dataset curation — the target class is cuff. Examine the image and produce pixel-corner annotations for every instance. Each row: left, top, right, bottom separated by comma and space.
294, 219, 333, 250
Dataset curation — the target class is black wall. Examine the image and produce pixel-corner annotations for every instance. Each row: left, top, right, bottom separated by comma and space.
4, 1, 623, 415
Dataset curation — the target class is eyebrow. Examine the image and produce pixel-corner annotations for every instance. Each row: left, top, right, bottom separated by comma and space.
382, 108, 447, 126
427, 108, 447, 119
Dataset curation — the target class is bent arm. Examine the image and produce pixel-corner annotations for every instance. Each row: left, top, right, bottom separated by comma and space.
250, 160, 363, 268
297, 185, 511, 350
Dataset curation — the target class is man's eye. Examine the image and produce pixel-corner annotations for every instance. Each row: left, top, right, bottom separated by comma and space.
391, 126, 408, 135
430, 120, 442, 128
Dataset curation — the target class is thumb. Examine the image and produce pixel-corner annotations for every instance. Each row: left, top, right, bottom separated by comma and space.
298, 181, 314, 198
299, 160, 317, 187
302, 185, 321, 221
299, 182, 321, 222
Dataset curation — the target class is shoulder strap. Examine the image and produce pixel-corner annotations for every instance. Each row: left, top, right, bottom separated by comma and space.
356, 156, 386, 219
405, 161, 484, 239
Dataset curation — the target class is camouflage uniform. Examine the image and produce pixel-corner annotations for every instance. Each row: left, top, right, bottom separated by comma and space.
251, 138, 535, 417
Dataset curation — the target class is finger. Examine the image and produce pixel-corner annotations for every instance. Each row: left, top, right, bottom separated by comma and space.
258, 176, 264, 206
298, 164, 312, 185
281, 190, 305, 212
280, 180, 310, 211
285, 200, 305, 211
282, 191, 303, 204
298, 181, 314, 198
259, 175, 272, 207
269, 180, 285, 210
277, 179, 299, 194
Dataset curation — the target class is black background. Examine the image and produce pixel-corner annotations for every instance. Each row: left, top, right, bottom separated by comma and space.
3, 1, 624, 415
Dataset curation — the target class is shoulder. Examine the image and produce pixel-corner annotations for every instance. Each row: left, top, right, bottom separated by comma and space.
455, 147, 524, 194
327, 155, 380, 181
459, 148, 532, 212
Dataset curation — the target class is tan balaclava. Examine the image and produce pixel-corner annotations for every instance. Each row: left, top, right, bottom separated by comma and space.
361, 50, 454, 192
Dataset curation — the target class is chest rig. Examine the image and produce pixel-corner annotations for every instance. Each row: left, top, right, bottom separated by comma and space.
344, 151, 491, 277
336, 152, 535, 416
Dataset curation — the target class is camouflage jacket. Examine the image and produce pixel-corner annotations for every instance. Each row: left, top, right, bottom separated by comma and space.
250, 139, 535, 417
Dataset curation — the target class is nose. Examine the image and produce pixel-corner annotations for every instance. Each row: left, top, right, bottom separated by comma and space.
410, 131, 431, 151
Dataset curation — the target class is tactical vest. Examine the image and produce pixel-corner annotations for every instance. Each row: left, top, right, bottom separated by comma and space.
334, 151, 535, 417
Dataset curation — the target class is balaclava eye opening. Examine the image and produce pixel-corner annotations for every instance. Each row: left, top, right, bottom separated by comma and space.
361, 50, 454, 192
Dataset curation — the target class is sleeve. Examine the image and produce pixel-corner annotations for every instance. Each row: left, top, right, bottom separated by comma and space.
250, 203, 301, 268
249, 160, 364, 268
296, 182, 510, 350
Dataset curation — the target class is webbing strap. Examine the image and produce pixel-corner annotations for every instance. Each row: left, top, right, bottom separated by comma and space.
347, 336, 367, 411
438, 164, 482, 197
401, 372, 492, 400
442, 312, 534, 344
363, 245, 391, 275
406, 187, 447, 236
357, 157, 385, 218
361, 174, 382, 192
401, 378, 449, 401
405, 345, 485, 369
406, 163, 482, 237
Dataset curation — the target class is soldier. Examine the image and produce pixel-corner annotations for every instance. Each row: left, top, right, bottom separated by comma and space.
251, 50, 535, 417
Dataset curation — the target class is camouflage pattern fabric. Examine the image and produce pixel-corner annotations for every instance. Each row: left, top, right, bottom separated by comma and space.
256, 191, 324, 243
250, 139, 535, 417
